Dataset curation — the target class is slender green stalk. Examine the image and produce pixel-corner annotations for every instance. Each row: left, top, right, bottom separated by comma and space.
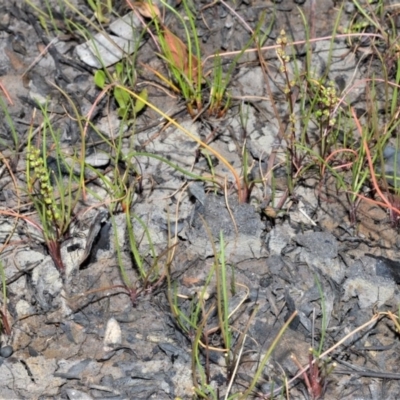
192, 306, 217, 399
0, 259, 7, 327
111, 213, 132, 288
314, 276, 327, 357
239, 311, 298, 399
125, 201, 146, 280
217, 231, 231, 359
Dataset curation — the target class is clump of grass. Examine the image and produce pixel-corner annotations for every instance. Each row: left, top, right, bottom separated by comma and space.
167, 229, 296, 398
145, 0, 203, 117
254, 1, 400, 226
289, 277, 336, 399
131, 0, 257, 119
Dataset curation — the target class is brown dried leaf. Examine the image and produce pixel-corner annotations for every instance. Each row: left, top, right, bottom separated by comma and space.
163, 27, 200, 83
129, 1, 161, 20
163, 27, 187, 71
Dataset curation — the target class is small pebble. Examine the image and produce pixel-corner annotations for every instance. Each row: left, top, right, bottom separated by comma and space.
65, 389, 93, 400
0, 345, 14, 358
103, 317, 122, 352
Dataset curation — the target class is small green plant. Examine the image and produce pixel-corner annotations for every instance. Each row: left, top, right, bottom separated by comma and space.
109, 200, 176, 306
147, 0, 203, 117
344, 0, 385, 45
26, 107, 81, 272
94, 62, 147, 119
291, 350, 335, 400
207, 53, 231, 118
144, 0, 261, 119
166, 230, 238, 398
288, 277, 335, 400
167, 229, 296, 398
86, 0, 113, 24
27, 146, 64, 271
267, 6, 392, 227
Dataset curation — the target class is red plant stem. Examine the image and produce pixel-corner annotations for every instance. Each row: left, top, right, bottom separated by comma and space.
47, 240, 64, 272
351, 107, 400, 214
1, 309, 11, 335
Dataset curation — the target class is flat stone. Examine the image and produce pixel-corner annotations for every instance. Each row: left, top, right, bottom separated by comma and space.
295, 231, 338, 259
85, 151, 110, 167
343, 276, 395, 308
75, 12, 142, 68
187, 195, 266, 262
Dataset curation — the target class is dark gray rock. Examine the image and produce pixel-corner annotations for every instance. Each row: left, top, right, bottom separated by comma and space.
0, 345, 13, 358
186, 194, 266, 262
295, 231, 338, 259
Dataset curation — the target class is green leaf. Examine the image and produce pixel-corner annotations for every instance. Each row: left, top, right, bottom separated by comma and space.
117, 107, 128, 118
39, 15, 48, 32
114, 87, 130, 109
115, 62, 124, 77
94, 70, 106, 89
134, 89, 148, 113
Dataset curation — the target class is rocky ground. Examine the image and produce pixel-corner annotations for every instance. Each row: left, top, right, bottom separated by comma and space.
1, 0, 400, 399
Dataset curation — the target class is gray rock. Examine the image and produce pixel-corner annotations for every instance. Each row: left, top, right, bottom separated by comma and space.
267, 223, 295, 255
68, 359, 92, 376
344, 1, 355, 14
186, 194, 266, 262
85, 151, 110, 167
295, 231, 338, 259
381, 144, 400, 187
15, 299, 35, 319
0, 356, 64, 397
103, 317, 122, 352
295, 231, 344, 283
75, 12, 142, 68
343, 254, 399, 309
31, 257, 63, 311
343, 276, 395, 309
187, 182, 206, 205
0, 345, 13, 358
